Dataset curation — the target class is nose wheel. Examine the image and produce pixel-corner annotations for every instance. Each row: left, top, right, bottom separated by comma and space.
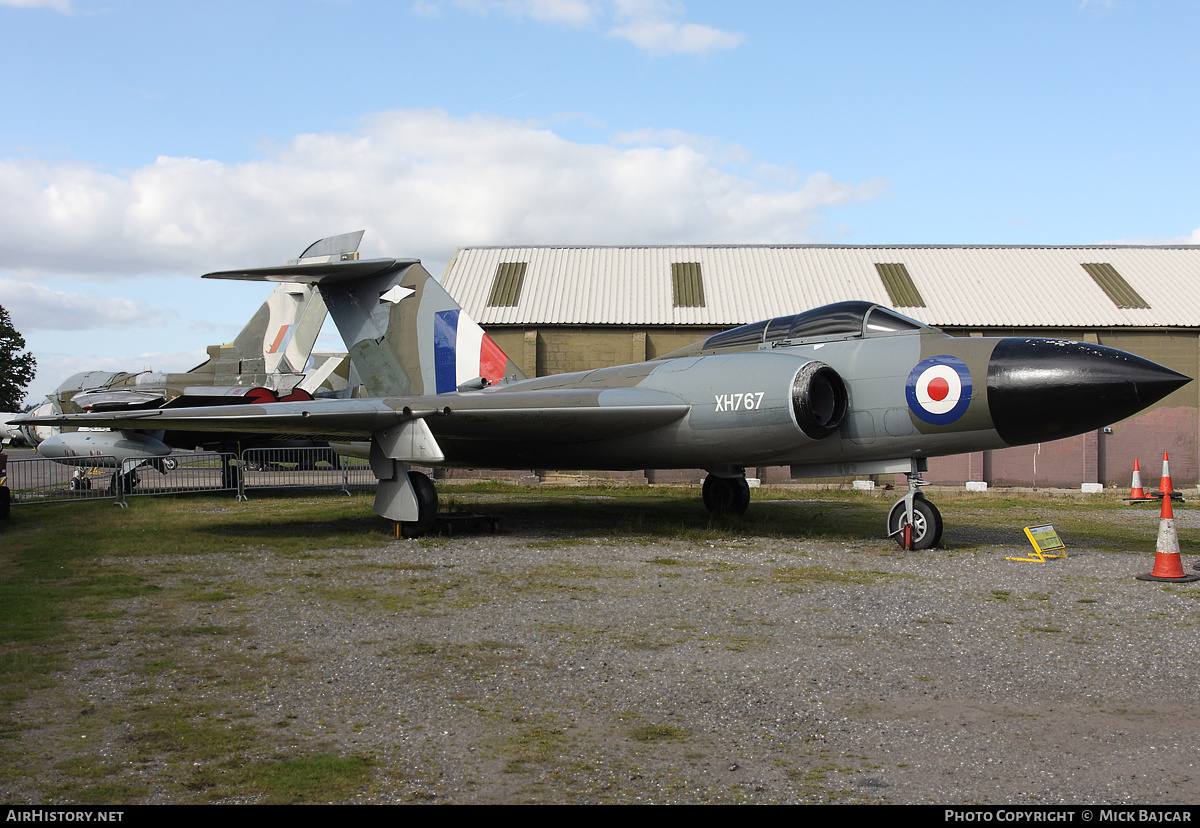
887, 496, 942, 550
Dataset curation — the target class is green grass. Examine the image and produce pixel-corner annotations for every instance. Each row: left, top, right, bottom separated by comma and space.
629, 724, 690, 743
237, 755, 374, 804
1, 484, 1191, 803
0, 493, 387, 702
0, 494, 391, 802
772, 565, 907, 588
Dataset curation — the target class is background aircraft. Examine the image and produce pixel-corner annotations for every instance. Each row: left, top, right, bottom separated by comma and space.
1, 414, 23, 447
17, 233, 364, 489
16, 238, 1189, 547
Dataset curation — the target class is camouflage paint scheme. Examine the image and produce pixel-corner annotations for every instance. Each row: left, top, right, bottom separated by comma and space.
22, 235, 358, 470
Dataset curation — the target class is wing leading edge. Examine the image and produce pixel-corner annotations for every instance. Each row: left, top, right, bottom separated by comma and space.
14, 387, 690, 446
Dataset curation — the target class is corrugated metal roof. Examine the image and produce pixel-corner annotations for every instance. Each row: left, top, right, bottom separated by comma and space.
440, 245, 1200, 328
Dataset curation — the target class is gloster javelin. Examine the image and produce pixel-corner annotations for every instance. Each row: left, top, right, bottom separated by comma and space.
13, 236, 1189, 548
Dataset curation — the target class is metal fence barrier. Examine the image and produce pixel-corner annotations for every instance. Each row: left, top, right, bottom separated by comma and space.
4, 454, 123, 505
239, 446, 374, 495
4, 447, 373, 510
121, 451, 240, 499
5, 451, 241, 506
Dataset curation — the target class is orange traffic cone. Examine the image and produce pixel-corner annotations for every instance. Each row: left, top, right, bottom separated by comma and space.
1125, 458, 1155, 502
1155, 451, 1183, 502
1137, 491, 1200, 582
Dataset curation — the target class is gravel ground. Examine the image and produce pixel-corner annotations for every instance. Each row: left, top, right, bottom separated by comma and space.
5, 492, 1200, 804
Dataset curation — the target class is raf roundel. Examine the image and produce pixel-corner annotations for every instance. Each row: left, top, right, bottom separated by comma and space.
906, 356, 973, 425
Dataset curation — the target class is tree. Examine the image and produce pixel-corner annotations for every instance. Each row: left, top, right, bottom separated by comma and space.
0, 304, 36, 411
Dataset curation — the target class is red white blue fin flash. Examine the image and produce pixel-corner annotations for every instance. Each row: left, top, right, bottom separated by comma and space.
434, 309, 508, 393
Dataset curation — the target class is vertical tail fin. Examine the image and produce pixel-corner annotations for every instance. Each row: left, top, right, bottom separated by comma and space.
320, 258, 526, 396
203, 236, 524, 398
209, 283, 327, 376
198, 230, 367, 377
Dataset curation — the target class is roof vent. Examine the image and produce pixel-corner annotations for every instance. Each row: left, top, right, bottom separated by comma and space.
487, 262, 527, 307
874, 263, 926, 308
1081, 263, 1150, 309
672, 262, 706, 308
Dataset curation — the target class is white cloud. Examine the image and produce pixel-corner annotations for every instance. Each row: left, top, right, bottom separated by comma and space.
0, 0, 70, 11
503, 0, 597, 26
22, 350, 207, 402
0, 109, 886, 281
409, 0, 443, 17
0, 279, 172, 331
447, 0, 597, 25
614, 128, 755, 166
609, 18, 742, 55
424, 0, 742, 55
608, 0, 743, 55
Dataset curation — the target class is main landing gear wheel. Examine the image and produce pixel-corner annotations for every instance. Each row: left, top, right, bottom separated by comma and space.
400, 471, 438, 539
702, 474, 751, 517
887, 497, 943, 550
221, 456, 241, 492
109, 469, 140, 495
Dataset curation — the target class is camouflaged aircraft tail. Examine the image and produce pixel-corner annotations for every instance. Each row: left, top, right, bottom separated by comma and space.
209, 282, 328, 377
198, 232, 364, 377
203, 233, 525, 397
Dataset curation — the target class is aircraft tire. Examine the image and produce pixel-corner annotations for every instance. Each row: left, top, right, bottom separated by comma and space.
730, 477, 751, 515
122, 471, 139, 493
887, 497, 941, 550
703, 475, 749, 517
222, 461, 239, 491
401, 471, 438, 539
925, 499, 944, 548
109, 468, 137, 494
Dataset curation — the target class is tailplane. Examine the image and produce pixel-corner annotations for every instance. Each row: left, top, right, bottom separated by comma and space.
204, 233, 525, 397
194, 231, 363, 377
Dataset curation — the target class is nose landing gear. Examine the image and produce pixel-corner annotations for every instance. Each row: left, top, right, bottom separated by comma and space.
887, 471, 942, 550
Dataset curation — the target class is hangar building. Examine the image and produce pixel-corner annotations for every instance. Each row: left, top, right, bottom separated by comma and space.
441, 245, 1200, 489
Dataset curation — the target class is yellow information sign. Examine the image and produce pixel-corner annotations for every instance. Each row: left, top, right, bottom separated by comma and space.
1007, 524, 1067, 562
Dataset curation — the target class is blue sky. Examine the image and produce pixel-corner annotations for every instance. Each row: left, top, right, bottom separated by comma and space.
2, 0, 1197, 406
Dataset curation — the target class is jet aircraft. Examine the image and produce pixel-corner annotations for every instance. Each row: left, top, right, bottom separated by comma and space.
17, 232, 364, 489
1, 414, 23, 447
15, 238, 1189, 548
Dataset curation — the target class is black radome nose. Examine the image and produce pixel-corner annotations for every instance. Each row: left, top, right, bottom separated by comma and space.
987, 338, 1191, 446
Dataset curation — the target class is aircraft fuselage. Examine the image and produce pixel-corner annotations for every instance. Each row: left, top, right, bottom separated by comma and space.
417, 328, 1181, 475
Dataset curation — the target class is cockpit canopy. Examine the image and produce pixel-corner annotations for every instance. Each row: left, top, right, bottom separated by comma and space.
701, 301, 933, 351
55, 371, 121, 395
